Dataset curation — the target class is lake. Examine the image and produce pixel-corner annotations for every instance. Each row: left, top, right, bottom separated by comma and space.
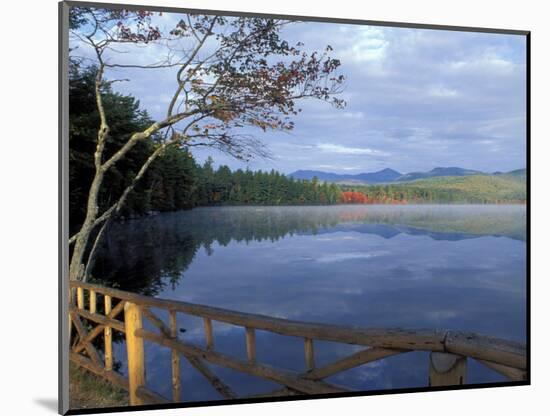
92, 205, 527, 401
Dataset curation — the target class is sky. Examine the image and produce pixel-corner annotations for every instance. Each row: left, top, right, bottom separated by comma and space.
71, 11, 527, 175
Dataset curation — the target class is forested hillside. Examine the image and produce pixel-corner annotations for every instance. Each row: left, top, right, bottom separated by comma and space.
345, 174, 526, 204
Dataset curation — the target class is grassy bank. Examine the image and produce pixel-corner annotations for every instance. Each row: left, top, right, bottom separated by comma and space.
69, 362, 127, 410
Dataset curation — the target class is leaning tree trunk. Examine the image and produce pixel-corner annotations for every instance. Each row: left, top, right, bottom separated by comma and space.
68, 125, 186, 281
69, 62, 111, 281
80, 143, 170, 281
69, 168, 105, 281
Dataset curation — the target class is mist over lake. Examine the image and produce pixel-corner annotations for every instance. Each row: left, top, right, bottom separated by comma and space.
91, 205, 526, 401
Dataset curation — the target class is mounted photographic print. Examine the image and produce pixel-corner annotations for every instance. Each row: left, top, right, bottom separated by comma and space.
59, 1, 529, 414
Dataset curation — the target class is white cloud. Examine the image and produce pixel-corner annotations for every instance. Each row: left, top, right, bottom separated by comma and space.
350, 27, 389, 63
315, 251, 389, 264
317, 143, 389, 156
342, 111, 365, 119
428, 86, 459, 98
448, 54, 517, 74
314, 164, 362, 171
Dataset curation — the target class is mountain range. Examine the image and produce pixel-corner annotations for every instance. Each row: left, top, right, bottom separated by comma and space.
289, 167, 525, 184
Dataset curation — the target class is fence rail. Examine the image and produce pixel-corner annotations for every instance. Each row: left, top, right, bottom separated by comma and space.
68, 281, 527, 406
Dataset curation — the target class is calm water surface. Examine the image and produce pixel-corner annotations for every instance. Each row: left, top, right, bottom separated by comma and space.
93, 205, 526, 401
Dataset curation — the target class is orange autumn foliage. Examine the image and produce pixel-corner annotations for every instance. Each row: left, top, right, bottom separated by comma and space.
340, 191, 409, 205
340, 191, 368, 204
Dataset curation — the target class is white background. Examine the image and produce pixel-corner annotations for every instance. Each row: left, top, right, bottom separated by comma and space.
0, 0, 547, 415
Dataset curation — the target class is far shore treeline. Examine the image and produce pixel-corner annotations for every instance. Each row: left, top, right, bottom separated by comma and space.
69, 66, 526, 233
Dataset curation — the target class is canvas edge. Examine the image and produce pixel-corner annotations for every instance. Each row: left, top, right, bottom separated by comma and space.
62, 0, 530, 35
59, 1, 70, 415
525, 31, 531, 387
58, 1, 531, 415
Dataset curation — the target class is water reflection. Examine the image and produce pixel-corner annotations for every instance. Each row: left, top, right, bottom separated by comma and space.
93, 205, 525, 295
91, 205, 526, 401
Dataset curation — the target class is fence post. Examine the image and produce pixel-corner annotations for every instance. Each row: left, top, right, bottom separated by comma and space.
68, 288, 75, 342
304, 338, 315, 371
104, 295, 113, 371
77, 287, 84, 309
429, 352, 467, 386
124, 302, 145, 405
245, 327, 256, 363
89, 290, 96, 314
204, 318, 214, 350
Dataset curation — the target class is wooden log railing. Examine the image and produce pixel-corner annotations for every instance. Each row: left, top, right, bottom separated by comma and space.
68, 281, 527, 406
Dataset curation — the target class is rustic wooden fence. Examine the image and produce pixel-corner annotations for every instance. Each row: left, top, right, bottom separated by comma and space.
68, 281, 527, 406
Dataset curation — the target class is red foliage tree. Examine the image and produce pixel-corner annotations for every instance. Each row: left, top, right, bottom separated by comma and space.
340, 191, 369, 204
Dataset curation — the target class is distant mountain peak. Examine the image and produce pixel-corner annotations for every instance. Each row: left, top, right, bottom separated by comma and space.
379, 168, 401, 174
288, 166, 524, 184
289, 168, 401, 184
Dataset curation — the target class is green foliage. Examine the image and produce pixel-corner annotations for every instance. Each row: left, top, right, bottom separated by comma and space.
143, 146, 198, 212
193, 164, 342, 206
69, 66, 153, 230
69, 65, 197, 232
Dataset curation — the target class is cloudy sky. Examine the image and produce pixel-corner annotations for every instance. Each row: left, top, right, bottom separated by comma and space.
72, 12, 527, 175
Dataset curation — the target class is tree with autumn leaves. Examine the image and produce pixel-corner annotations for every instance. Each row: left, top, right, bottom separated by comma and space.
67, 7, 345, 281
340, 191, 369, 204
340, 190, 409, 204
